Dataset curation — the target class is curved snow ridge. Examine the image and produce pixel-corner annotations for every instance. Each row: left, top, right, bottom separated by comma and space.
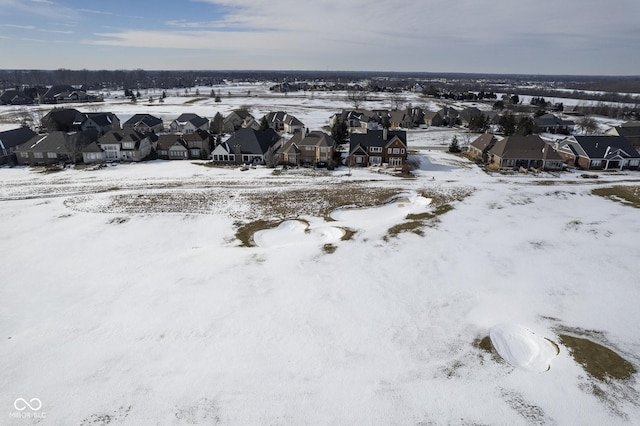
329, 193, 432, 230
253, 220, 345, 248
489, 324, 559, 372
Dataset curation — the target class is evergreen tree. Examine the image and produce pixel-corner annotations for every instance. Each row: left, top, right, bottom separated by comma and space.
516, 116, 535, 136
498, 112, 517, 135
259, 116, 270, 131
331, 119, 348, 145
468, 114, 489, 132
210, 112, 224, 135
448, 135, 461, 153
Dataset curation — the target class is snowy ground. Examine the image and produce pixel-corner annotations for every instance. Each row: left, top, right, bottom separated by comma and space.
2, 89, 640, 425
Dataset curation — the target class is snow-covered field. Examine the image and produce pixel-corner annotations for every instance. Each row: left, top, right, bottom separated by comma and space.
1, 89, 640, 425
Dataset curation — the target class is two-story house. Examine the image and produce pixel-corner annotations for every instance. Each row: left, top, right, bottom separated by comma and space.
348, 129, 408, 167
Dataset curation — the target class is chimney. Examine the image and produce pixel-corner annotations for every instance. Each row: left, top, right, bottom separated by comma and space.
383, 127, 388, 141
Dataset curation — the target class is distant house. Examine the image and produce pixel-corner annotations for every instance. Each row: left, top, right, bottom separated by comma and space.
182, 129, 212, 159
423, 110, 445, 127
348, 129, 408, 167
223, 110, 254, 133
0, 127, 37, 165
605, 122, 640, 148
15, 131, 96, 166
94, 129, 152, 162
212, 128, 281, 164
41, 109, 120, 135
156, 134, 189, 160
330, 110, 382, 131
169, 113, 210, 134
82, 141, 106, 164
459, 107, 484, 127
81, 112, 120, 135
534, 114, 575, 134
123, 114, 163, 134
41, 108, 85, 132
467, 133, 498, 162
437, 107, 460, 126
40, 85, 100, 104
389, 109, 413, 129
280, 131, 335, 166
554, 135, 640, 170
0, 89, 35, 105
263, 111, 305, 134
487, 134, 564, 170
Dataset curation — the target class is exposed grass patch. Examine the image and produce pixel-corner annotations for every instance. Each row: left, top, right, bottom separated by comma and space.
183, 97, 207, 104
383, 188, 472, 239
592, 186, 640, 209
341, 228, 356, 241
385, 221, 424, 240
559, 334, 636, 381
322, 244, 337, 254
234, 220, 281, 247
244, 186, 401, 220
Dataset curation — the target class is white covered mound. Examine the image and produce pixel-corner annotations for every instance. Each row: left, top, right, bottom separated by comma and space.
330, 193, 431, 234
490, 324, 559, 372
253, 220, 345, 248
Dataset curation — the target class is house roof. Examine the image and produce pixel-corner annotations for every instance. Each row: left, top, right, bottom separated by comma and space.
488, 135, 562, 161
469, 133, 497, 152
41, 85, 75, 99
570, 136, 640, 159
349, 129, 407, 153
42, 108, 84, 130
156, 134, 185, 151
225, 128, 281, 155
124, 114, 163, 128
82, 141, 103, 153
534, 114, 574, 128
182, 129, 210, 142
0, 127, 37, 151
607, 126, 640, 138
298, 131, 335, 148
98, 129, 147, 149
16, 131, 95, 153
84, 112, 118, 128
173, 113, 209, 128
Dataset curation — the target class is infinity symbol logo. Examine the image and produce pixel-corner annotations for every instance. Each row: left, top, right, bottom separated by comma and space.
14, 398, 42, 411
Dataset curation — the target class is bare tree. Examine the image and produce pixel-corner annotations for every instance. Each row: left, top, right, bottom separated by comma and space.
346, 88, 367, 110
390, 92, 405, 111
577, 116, 599, 135
264, 144, 279, 168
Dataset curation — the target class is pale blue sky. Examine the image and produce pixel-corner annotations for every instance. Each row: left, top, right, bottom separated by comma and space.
1, 0, 639, 75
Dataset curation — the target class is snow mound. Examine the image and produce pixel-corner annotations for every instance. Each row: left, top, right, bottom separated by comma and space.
253, 220, 344, 248
330, 193, 431, 232
490, 324, 559, 372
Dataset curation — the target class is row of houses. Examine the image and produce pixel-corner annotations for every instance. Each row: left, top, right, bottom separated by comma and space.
468, 133, 640, 171
0, 85, 103, 105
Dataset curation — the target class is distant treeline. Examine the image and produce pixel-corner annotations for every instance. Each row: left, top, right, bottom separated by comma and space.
1, 69, 639, 102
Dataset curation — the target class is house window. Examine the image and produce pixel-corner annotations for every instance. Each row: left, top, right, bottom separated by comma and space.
356, 156, 363, 164
47, 152, 57, 159
393, 148, 400, 154
369, 156, 382, 164
401, 148, 405, 154
630, 160, 639, 166
591, 160, 602, 167
20, 152, 29, 158
190, 149, 200, 157
370, 146, 382, 153
34, 152, 44, 158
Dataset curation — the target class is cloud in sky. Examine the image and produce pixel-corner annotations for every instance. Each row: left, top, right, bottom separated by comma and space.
0, 0, 639, 74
